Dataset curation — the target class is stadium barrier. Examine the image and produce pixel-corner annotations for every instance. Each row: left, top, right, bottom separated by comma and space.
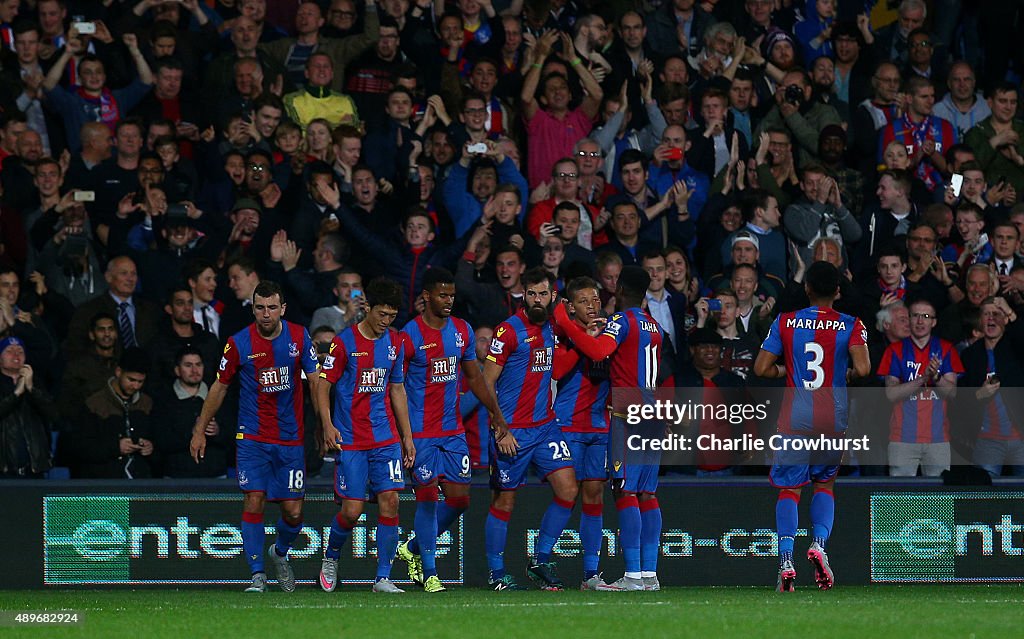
6, 478, 1024, 588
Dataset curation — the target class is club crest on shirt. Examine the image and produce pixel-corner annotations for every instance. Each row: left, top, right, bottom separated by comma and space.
388, 345, 398, 361
454, 331, 465, 348
289, 342, 300, 358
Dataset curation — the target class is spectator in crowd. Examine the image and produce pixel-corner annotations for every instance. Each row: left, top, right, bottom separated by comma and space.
879, 298, 962, 477
65, 256, 160, 356
959, 296, 1024, 477
963, 83, 1024, 194
933, 61, 989, 142
755, 68, 840, 166
153, 346, 231, 478
149, 285, 221, 387
42, 32, 154, 152
310, 269, 363, 333
0, 336, 56, 477
221, 256, 261, 338
66, 347, 155, 479
58, 311, 119, 422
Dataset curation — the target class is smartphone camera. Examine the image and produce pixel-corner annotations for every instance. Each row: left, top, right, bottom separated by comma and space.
707, 298, 723, 312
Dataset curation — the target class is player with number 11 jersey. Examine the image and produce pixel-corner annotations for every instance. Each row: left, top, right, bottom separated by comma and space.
552, 266, 668, 592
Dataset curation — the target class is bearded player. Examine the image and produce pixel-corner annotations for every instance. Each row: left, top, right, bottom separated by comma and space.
484, 267, 576, 591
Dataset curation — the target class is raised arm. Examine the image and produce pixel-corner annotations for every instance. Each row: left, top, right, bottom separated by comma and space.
520, 30, 558, 122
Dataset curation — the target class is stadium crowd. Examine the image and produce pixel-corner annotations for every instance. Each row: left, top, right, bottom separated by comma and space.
1, 0, 1024, 481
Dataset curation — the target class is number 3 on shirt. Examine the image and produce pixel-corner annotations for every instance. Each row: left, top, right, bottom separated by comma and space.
804, 343, 825, 390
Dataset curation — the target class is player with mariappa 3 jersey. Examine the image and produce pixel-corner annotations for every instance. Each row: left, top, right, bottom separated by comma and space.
395, 268, 510, 593
553, 266, 668, 592
316, 278, 416, 594
483, 267, 577, 591
753, 262, 871, 593
190, 281, 320, 594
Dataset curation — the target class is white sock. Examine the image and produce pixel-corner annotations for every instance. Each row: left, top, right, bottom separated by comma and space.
642, 571, 657, 578
625, 571, 642, 579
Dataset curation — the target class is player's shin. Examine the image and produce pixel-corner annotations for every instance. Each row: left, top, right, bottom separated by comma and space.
639, 498, 661, 577
535, 496, 574, 564
580, 502, 604, 579
326, 512, 355, 560
241, 512, 266, 574
810, 488, 835, 548
376, 515, 400, 580
274, 516, 303, 557
776, 492, 800, 565
413, 486, 439, 578
616, 495, 642, 577
435, 493, 470, 535
485, 506, 512, 580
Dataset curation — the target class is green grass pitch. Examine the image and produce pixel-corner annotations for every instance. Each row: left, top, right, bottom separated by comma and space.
2, 586, 1022, 638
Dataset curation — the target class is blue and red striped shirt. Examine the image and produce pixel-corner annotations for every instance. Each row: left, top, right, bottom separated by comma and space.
554, 337, 610, 433
320, 326, 405, 451
401, 315, 476, 438
761, 306, 868, 435
879, 114, 957, 191
217, 321, 319, 446
601, 307, 665, 412
878, 336, 964, 443
486, 310, 556, 429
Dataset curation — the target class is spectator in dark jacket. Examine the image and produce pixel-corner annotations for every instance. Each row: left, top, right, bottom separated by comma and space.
67, 347, 155, 479
153, 346, 231, 478
0, 336, 55, 477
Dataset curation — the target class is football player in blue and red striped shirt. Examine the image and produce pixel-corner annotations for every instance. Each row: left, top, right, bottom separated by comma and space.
754, 262, 871, 593
553, 266, 668, 592
483, 267, 575, 591
551, 276, 616, 590
878, 299, 963, 476
190, 281, 320, 594
395, 268, 509, 593
315, 278, 416, 594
